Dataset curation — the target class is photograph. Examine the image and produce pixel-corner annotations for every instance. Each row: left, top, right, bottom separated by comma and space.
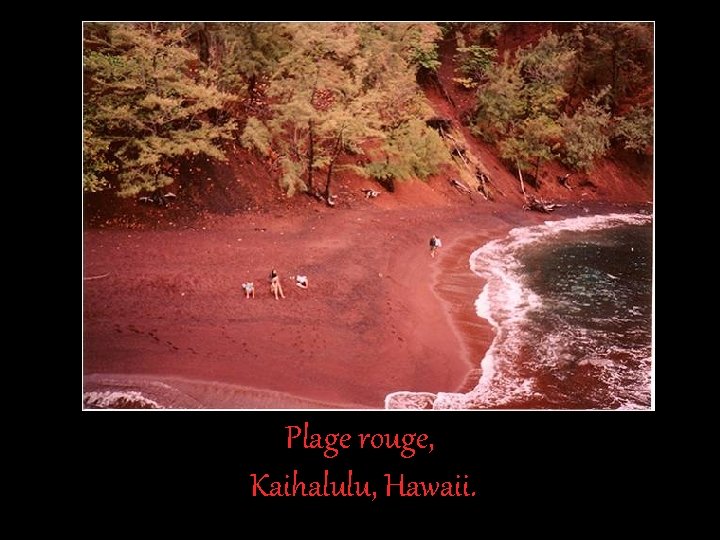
83, 21, 654, 410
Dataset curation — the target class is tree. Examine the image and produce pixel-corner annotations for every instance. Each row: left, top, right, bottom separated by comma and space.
83, 23, 236, 197
517, 32, 575, 118
243, 23, 379, 200
403, 24, 443, 73
83, 128, 114, 193
473, 25, 651, 183
613, 106, 653, 153
356, 23, 436, 128
242, 23, 442, 202
455, 45, 496, 83
561, 23, 653, 110
499, 115, 562, 183
475, 33, 572, 183
365, 118, 450, 182
206, 23, 290, 97
473, 56, 525, 141
560, 91, 612, 171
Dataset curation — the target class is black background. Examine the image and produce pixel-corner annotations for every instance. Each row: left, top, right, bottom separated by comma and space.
84, 410, 657, 514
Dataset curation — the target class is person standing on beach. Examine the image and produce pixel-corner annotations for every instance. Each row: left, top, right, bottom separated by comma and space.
270, 269, 285, 300
429, 235, 442, 258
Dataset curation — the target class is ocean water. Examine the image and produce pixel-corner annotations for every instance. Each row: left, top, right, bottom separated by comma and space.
387, 212, 653, 410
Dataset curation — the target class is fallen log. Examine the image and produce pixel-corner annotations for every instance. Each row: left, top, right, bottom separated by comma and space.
516, 160, 526, 195
523, 195, 565, 213
84, 272, 111, 281
450, 178, 473, 194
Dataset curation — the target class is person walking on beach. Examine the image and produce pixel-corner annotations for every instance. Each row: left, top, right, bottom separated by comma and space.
269, 269, 285, 300
429, 235, 442, 258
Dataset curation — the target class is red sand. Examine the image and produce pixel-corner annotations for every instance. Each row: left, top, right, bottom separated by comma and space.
83, 200, 559, 409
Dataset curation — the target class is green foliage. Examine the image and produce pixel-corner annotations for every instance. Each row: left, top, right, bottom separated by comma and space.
208, 23, 290, 96
405, 24, 443, 72
560, 91, 612, 171
516, 32, 575, 118
365, 119, 450, 181
561, 23, 653, 108
83, 22, 653, 208
455, 45, 496, 81
473, 57, 525, 141
278, 155, 306, 196
474, 32, 573, 148
84, 23, 236, 197
247, 23, 438, 198
472, 26, 652, 176
614, 107, 653, 153
241, 117, 272, 156
83, 129, 114, 192
499, 115, 562, 172
261, 23, 380, 195
357, 24, 434, 127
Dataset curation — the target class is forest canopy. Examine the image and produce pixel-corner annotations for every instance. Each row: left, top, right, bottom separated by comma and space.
83, 22, 653, 200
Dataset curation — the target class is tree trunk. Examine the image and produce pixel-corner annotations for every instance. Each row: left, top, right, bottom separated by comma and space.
516, 160, 526, 195
197, 23, 210, 65
324, 132, 344, 202
324, 157, 336, 202
247, 74, 257, 96
306, 120, 314, 191
534, 157, 541, 186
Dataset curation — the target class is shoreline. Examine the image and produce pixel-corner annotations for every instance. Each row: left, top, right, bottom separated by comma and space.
83, 202, 650, 409
394, 206, 654, 410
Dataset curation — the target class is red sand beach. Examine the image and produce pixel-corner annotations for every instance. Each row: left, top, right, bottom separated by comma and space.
83, 200, 560, 409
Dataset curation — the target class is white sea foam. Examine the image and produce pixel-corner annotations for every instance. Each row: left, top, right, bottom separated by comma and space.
84, 390, 162, 409
385, 212, 653, 410
385, 391, 438, 410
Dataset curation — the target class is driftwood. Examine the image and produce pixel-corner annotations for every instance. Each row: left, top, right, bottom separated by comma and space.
475, 170, 493, 201
558, 173, 572, 191
444, 131, 472, 171
306, 189, 336, 207
84, 272, 111, 281
523, 195, 565, 213
516, 161, 526, 195
450, 178, 473, 194
307, 190, 325, 202
138, 192, 177, 207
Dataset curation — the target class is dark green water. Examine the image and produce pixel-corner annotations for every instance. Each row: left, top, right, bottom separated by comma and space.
468, 213, 653, 409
